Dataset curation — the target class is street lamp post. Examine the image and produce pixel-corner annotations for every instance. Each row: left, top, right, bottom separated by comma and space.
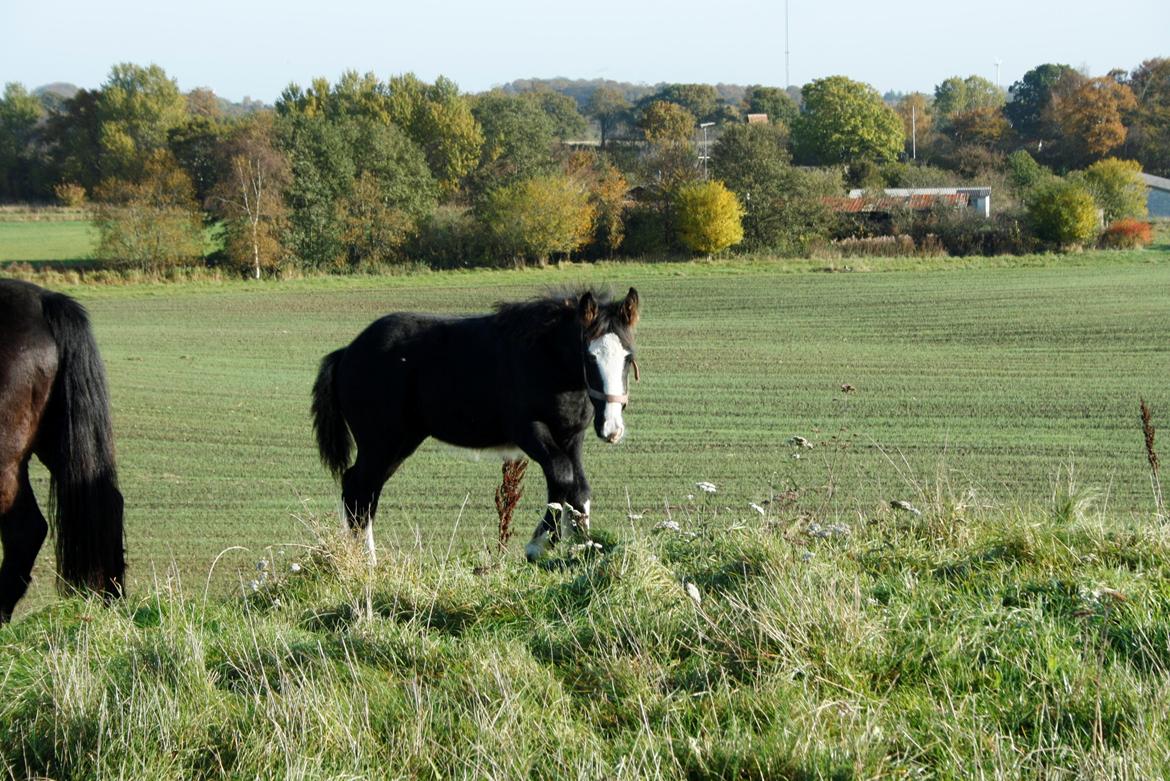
699, 121, 715, 179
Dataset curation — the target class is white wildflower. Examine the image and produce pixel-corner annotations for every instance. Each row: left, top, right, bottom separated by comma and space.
627, 512, 644, 521
654, 520, 682, 533
749, 502, 766, 516
684, 581, 702, 606
271, 598, 282, 609
696, 481, 717, 494
256, 559, 268, 572
890, 500, 922, 517
248, 579, 260, 592
788, 436, 813, 448
289, 562, 302, 573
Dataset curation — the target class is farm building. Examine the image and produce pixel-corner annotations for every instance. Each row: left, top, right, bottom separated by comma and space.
842, 187, 992, 217
1141, 173, 1170, 218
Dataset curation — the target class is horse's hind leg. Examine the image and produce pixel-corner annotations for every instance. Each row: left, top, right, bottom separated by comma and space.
0, 466, 48, 623
341, 435, 423, 563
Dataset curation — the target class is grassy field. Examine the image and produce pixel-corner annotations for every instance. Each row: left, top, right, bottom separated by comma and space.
2, 508, 1169, 778
0, 219, 96, 262
3, 248, 1170, 778
6, 248, 1168, 619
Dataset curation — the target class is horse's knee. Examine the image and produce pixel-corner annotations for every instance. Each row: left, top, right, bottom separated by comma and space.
0, 467, 19, 515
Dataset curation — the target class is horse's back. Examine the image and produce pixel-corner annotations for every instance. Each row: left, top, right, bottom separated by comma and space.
334, 311, 511, 447
0, 279, 51, 335
0, 280, 58, 383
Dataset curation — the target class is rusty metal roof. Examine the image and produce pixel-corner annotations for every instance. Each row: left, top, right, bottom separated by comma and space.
822, 193, 969, 213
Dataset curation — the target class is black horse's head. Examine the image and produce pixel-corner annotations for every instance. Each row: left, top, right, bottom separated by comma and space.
578, 288, 640, 443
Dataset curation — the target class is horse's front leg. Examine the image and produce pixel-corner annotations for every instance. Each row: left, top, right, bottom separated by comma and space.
563, 432, 592, 538
517, 425, 581, 561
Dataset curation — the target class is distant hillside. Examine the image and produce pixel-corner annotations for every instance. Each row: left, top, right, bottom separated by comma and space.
215, 94, 270, 117
33, 82, 79, 112
29, 82, 269, 117
497, 77, 658, 108
33, 82, 79, 100
496, 77, 775, 111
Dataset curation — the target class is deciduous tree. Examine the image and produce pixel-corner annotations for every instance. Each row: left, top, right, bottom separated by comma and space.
96, 63, 189, 182
711, 123, 836, 254
893, 93, 935, 160
1075, 157, 1147, 223
1045, 72, 1136, 167
638, 100, 695, 149
792, 76, 904, 165
933, 75, 1005, 122
278, 113, 437, 268
1026, 180, 1099, 248
743, 86, 798, 127
647, 84, 719, 123
674, 180, 744, 256
1005, 63, 1077, 142
637, 101, 699, 195
1125, 58, 1170, 176
480, 174, 596, 264
586, 86, 630, 149
210, 114, 291, 278
471, 91, 559, 192
0, 83, 45, 198
90, 150, 204, 270
564, 150, 629, 257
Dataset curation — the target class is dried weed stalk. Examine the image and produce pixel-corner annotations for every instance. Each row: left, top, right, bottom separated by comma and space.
495, 458, 528, 553
1141, 399, 1164, 520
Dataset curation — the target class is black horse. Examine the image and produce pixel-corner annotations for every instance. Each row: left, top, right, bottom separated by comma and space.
312, 288, 640, 560
0, 279, 125, 622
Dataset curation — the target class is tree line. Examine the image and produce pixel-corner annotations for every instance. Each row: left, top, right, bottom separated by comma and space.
0, 59, 1165, 274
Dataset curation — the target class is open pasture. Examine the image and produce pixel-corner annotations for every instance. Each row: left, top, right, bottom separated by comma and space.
14, 253, 1170, 613
0, 219, 96, 263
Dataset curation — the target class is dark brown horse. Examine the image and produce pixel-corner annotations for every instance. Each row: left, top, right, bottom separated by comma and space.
0, 279, 124, 622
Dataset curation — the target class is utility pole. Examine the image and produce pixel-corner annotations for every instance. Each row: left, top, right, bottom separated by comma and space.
911, 103, 917, 160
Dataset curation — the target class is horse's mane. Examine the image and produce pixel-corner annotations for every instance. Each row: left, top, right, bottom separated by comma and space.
492, 288, 616, 343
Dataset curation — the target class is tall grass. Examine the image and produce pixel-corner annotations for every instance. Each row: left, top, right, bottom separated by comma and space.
3, 497, 1170, 779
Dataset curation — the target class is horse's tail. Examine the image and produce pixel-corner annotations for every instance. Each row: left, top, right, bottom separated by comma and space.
40, 291, 126, 598
312, 348, 352, 480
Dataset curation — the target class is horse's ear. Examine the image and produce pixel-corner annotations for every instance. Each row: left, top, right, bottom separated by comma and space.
578, 292, 598, 328
620, 287, 640, 327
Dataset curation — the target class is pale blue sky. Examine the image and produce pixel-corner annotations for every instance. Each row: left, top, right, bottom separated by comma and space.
2, 0, 1166, 101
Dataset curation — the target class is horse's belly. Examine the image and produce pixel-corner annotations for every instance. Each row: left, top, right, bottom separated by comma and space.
438, 441, 525, 462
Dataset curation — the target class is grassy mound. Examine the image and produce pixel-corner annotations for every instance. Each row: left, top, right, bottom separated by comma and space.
3, 505, 1170, 779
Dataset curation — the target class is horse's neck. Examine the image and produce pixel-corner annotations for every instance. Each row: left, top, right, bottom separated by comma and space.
517, 327, 584, 389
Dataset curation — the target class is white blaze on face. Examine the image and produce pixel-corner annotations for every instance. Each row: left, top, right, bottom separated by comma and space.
587, 333, 629, 443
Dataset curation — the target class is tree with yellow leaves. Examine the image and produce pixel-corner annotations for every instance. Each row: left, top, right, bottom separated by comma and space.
674, 181, 744, 257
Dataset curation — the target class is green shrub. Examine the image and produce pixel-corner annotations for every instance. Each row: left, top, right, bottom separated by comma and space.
1078, 158, 1148, 223
407, 205, 490, 268
1026, 181, 1100, 248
